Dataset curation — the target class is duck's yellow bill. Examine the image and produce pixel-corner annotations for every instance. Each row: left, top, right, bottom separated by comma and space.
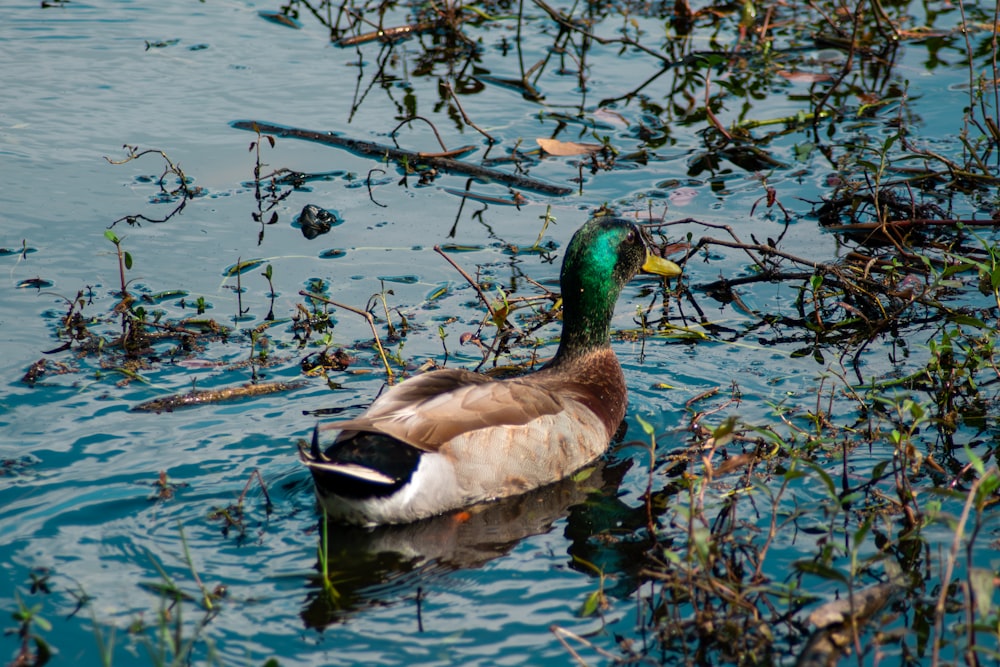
642, 253, 682, 277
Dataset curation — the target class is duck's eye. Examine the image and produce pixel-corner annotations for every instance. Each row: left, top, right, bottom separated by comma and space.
625, 230, 635, 242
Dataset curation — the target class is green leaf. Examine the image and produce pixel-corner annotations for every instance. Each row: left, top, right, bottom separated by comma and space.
223, 258, 266, 276
852, 515, 873, 546
793, 142, 814, 162
426, 283, 449, 301
980, 473, 1000, 501
940, 262, 978, 278
964, 444, 986, 476
33, 635, 52, 666
691, 525, 712, 561
33, 613, 52, 633
145, 290, 189, 303
104, 230, 120, 244
124, 251, 133, 270
783, 468, 809, 482
578, 590, 601, 617
970, 567, 995, 619
692, 52, 729, 69
712, 416, 736, 447
571, 555, 601, 576
636, 414, 655, 437
660, 548, 681, 564
950, 314, 988, 329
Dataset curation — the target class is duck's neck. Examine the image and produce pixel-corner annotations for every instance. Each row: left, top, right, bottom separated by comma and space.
551, 285, 619, 364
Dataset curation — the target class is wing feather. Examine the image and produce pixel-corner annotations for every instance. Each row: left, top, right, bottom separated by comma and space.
320, 369, 569, 451
300, 460, 397, 485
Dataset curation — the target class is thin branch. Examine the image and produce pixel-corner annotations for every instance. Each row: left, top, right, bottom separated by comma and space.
299, 290, 395, 384
433, 245, 498, 321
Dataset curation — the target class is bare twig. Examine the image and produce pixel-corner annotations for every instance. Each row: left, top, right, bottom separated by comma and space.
433, 245, 499, 322
442, 81, 497, 144
299, 290, 395, 384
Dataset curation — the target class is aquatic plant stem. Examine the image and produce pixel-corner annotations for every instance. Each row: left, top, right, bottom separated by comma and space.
178, 524, 213, 611
433, 245, 498, 322
442, 81, 496, 144
932, 474, 981, 667
299, 290, 394, 384
319, 507, 332, 592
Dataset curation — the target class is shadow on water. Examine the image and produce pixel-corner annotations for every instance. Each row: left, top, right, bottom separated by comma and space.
300, 457, 649, 628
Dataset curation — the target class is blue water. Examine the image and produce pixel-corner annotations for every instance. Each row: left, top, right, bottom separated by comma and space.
3, 0, 1000, 665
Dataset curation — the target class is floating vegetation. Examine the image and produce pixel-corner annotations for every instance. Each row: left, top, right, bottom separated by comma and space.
257, 9, 301, 29
132, 380, 307, 413
141, 290, 189, 304
16, 278, 53, 290
0, 245, 34, 257
375, 274, 419, 285
222, 258, 267, 277
295, 204, 342, 239
436, 243, 484, 252
105, 145, 202, 226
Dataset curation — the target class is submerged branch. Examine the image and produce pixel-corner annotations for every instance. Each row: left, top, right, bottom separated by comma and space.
132, 380, 306, 413
231, 120, 572, 196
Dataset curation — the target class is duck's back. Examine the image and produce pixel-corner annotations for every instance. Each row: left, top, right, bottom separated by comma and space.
307, 350, 627, 525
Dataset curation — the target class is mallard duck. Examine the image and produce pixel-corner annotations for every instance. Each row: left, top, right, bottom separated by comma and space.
299, 217, 682, 525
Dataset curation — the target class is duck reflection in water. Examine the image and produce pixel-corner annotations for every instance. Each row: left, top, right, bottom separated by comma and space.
300, 455, 661, 629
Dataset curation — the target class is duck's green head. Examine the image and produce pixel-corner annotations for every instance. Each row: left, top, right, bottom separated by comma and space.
557, 217, 681, 355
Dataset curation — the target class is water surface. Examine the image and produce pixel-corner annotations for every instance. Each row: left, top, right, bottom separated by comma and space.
3, 1, 999, 665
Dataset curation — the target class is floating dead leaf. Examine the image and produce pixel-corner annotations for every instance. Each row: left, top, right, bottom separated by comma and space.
857, 92, 882, 106
808, 582, 899, 628
712, 453, 753, 477
796, 578, 905, 666
536, 138, 604, 156
661, 242, 690, 256
592, 108, 629, 127
777, 70, 834, 83
257, 10, 301, 29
